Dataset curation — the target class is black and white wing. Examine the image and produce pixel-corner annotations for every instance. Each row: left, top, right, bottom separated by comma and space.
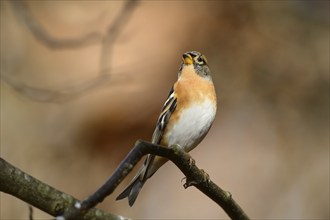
151, 87, 177, 144
140, 87, 177, 181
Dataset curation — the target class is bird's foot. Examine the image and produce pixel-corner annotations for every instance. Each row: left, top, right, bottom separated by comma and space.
183, 169, 210, 189
188, 157, 195, 169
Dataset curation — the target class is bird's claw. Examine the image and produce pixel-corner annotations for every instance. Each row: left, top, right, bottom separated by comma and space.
182, 169, 211, 189
188, 158, 195, 169
181, 177, 187, 183
201, 169, 211, 183
183, 178, 197, 188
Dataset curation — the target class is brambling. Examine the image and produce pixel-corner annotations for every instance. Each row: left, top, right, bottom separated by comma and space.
116, 51, 217, 206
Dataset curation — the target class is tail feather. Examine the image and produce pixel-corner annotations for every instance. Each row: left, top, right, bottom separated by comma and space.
116, 168, 146, 206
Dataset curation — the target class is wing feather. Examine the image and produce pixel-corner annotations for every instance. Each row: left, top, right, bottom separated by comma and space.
151, 87, 177, 144
142, 87, 177, 180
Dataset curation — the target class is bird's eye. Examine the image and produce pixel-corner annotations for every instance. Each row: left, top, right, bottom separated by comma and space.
197, 56, 204, 64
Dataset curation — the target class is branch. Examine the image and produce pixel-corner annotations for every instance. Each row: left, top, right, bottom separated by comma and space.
3, 1, 139, 103
99, 0, 139, 75
1, 140, 249, 219
10, 1, 102, 49
1, 72, 114, 103
62, 140, 250, 220
0, 158, 129, 220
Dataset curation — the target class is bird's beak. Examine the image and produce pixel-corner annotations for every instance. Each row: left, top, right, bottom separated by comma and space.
182, 53, 193, 65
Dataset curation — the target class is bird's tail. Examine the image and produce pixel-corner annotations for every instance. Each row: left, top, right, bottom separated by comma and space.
116, 167, 146, 206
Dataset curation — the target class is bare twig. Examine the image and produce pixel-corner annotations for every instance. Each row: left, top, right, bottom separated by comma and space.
62, 140, 250, 220
0, 158, 129, 220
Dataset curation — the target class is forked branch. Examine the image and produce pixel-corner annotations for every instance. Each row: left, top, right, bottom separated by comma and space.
0, 140, 250, 220
61, 140, 250, 220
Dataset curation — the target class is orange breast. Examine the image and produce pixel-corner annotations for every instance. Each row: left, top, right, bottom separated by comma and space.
160, 65, 217, 146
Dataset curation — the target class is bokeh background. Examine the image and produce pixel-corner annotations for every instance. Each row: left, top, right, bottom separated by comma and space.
1, 1, 329, 219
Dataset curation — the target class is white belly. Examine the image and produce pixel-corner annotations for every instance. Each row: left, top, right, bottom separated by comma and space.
165, 99, 216, 152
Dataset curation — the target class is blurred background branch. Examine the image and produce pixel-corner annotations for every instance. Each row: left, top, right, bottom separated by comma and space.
0, 72, 113, 102
1, 0, 138, 103
99, 0, 138, 75
10, 1, 103, 49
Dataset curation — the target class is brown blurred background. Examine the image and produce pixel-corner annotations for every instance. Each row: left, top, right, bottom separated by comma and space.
1, 1, 329, 219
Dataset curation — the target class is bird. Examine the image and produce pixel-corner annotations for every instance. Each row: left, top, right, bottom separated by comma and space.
116, 51, 217, 206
